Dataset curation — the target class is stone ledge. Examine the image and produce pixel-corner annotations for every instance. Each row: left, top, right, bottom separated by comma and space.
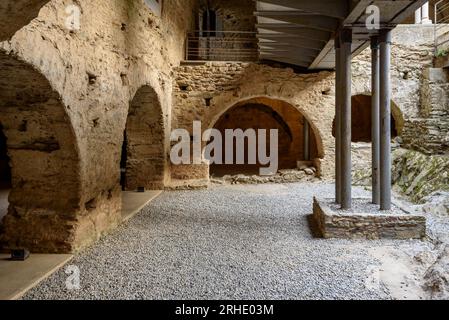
313, 197, 426, 240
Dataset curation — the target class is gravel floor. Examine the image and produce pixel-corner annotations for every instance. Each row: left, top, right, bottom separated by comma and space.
23, 182, 431, 300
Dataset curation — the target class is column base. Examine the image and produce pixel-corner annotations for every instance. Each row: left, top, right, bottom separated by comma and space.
312, 197, 426, 240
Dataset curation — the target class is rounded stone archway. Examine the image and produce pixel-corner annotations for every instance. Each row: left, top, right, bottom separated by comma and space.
206, 97, 323, 177
332, 94, 404, 142
121, 85, 166, 190
0, 52, 81, 253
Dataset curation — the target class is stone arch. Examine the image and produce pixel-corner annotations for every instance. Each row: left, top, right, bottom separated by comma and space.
332, 94, 405, 142
0, 52, 81, 253
0, 0, 50, 41
206, 96, 325, 176
122, 85, 166, 190
206, 96, 325, 158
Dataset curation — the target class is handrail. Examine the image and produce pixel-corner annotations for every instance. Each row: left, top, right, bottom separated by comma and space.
185, 30, 259, 62
434, 0, 449, 54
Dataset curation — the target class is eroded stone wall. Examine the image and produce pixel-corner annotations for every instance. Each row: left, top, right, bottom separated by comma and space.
0, 0, 197, 253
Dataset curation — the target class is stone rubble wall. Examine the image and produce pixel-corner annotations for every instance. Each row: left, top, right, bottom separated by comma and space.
402, 68, 449, 155
173, 62, 336, 180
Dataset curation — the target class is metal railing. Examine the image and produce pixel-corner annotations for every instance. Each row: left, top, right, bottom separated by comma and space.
434, 0, 449, 54
185, 30, 259, 62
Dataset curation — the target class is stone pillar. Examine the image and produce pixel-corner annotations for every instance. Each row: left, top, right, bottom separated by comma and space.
340, 29, 352, 210
335, 37, 342, 204
379, 29, 392, 210
371, 36, 380, 205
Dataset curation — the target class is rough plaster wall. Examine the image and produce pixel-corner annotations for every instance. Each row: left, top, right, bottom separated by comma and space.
0, 0, 197, 252
0, 52, 81, 252
0, 0, 50, 41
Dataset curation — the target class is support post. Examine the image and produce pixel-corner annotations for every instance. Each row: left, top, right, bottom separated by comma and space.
303, 119, 310, 161
371, 36, 380, 205
415, 7, 422, 24
340, 29, 352, 210
421, 2, 432, 24
335, 37, 342, 204
379, 29, 392, 210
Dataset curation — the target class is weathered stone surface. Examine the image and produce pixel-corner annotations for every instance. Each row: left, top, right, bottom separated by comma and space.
313, 197, 427, 240
212, 168, 318, 185
0, 0, 50, 41
424, 245, 449, 299
392, 149, 449, 203
0, 0, 197, 252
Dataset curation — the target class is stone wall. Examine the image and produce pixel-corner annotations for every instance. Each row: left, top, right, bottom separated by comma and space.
392, 149, 449, 203
172, 62, 335, 180
171, 26, 437, 184
0, 0, 197, 253
402, 68, 449, 155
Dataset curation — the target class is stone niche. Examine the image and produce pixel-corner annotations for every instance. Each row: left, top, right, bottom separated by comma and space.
313, 197, 427, 240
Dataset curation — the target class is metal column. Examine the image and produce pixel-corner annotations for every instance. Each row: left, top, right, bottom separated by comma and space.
303, 119, 310, 161
379, 29, 392, 210
335, 38, 342, 204
371, 37, 380, 205
340, 29, 352, 210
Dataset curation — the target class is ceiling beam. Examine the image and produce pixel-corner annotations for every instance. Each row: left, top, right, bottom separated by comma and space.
257, 34, 326, 49
257, 0, 350, 19
257, 25, 332, 42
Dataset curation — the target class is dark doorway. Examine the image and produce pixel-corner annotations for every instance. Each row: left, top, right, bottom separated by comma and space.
332, 95, 402, 142
0, 125, 11, 188
0, 125, 11, 223
209, 102, 318, 177
120, 131, 128, 191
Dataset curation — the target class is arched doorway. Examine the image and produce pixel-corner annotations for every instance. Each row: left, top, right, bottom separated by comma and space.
332, 94, 404, 142
0, 126, 11, 223
0, 52, 80, 252
208, 98, 320, 177
121, 85, 165, 190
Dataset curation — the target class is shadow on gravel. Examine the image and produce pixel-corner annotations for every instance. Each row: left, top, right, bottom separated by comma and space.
306, 214, 323, 238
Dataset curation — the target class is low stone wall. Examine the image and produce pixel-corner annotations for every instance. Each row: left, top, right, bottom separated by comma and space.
313, 197, 427, 240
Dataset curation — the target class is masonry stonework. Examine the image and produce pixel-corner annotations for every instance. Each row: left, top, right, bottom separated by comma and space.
0, 0, 197, 253
0, 1, 447, 254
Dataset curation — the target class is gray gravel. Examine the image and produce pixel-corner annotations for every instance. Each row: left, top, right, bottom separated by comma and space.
23, 182, 428, 300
